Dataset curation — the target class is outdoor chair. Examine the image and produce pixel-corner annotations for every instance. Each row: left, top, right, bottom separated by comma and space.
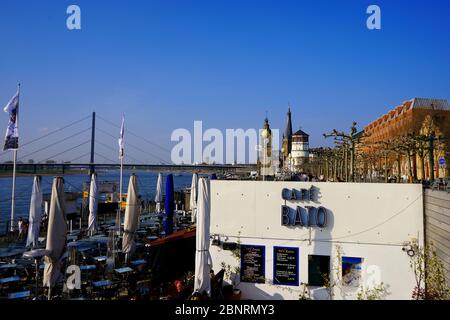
103, 283, 119, 300
135, 280, 151, 300
431, 180, 440, 190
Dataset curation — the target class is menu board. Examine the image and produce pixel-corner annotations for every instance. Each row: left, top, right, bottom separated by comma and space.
240, 245, 265, 283
273, 247, 299, 286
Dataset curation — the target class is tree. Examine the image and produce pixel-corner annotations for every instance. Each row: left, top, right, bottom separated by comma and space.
323, 122, 360, 182
409, 239, 450, 300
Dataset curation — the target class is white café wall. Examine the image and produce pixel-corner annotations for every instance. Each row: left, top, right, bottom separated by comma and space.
208, 181, 424, 300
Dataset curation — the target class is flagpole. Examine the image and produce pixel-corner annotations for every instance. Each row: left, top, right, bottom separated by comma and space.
10, 150, 17, 232
116, 114, 124, 237
119, 155, 123, 237
10, 83, 20, 232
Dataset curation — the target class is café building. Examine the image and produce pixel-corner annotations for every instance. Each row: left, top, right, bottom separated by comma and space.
208, 181, 423, 300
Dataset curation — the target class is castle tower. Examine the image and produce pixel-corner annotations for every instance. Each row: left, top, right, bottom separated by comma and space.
291, 128, 310, 173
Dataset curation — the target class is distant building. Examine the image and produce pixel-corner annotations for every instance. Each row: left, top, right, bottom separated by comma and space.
281, 106, 310, 173
362, 98, 450, 180
282, 107, 293, 158
291, 129, 310, 172
258, 117, 274, 178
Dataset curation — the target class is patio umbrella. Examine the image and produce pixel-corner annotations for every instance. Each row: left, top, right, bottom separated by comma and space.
26, 176, 43, 248
163, 174, 174, 235
122, 174, 140, 258
193, 178, 212, 296
190, 173, 199, 223
155, 173, 163, 213
87, 173, 98, 233
43, 177, 67, 293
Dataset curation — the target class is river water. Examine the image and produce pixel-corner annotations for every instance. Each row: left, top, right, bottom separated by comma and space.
0, 171, 193, 233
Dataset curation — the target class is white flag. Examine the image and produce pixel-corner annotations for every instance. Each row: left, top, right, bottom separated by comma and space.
118, 115, 124, 159
3, 90, 19, 151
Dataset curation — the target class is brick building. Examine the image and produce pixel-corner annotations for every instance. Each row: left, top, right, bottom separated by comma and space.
362, 98, 450, 181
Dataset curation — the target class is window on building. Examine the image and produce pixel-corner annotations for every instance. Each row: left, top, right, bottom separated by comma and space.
342, 257, 363, 287
308, 255, 330, 286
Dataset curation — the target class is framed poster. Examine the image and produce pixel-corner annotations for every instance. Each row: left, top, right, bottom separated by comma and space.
240, 245, 265, 283
273, 247, 299, 286
342, 256, 363, 287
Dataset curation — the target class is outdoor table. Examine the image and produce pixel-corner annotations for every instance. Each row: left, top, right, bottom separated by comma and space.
91, 234, 109, 239
80, 265, 96, 271
67, 235, 78, 242
114, 267, 133, 274
8, 290, 30, 300
0, 250, 23, 258
92, 279, 118, 300
93, 279, 113, 287
0, 264, 17, 269
114, 267, 133, 295
146, 236, 158, 241
0, 275, 20, 284
67, 241, 83, 248
93, 256, 107, 262
130, 260, 146, 266
89, 237, 109, 244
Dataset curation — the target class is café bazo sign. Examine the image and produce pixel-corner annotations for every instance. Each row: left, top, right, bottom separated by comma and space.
281, 187, 327, 228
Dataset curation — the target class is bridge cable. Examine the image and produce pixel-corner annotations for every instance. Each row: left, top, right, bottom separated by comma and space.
96, 115, 171, 154
17, 127, 91, 162
0, 114, 91, 160
95, 139, 143, 164
39, 140, 90, 163
94, 151, 117, 164
68, 152, 92, 163
96, 127, 168, 164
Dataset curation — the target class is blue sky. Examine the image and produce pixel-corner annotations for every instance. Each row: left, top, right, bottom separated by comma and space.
0, 0, 449, 163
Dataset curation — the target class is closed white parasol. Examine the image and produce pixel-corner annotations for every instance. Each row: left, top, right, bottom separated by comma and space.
193, 178, 212, 296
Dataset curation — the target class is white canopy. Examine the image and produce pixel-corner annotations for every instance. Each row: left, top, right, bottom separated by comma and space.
155, 173, 163, 213
88, 173, 98, 232
193, 178, 212, 296
26, 176, 43, 248
43, 177, 67, 288
190, 173, 199, 223
122, 174, 140, 255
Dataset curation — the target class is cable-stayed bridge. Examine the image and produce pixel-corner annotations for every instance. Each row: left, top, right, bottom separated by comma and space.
0, 162, 255, 174
0, 112, 256, 175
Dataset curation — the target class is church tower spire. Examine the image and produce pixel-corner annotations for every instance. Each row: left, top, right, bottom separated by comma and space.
284, 104, 293, 154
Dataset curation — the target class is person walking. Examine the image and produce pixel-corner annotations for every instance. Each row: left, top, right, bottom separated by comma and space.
17, 217, 24, 241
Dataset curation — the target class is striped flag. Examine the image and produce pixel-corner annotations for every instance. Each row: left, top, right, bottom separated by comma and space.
118, 115, 124, 159
3, 89, 20, 151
